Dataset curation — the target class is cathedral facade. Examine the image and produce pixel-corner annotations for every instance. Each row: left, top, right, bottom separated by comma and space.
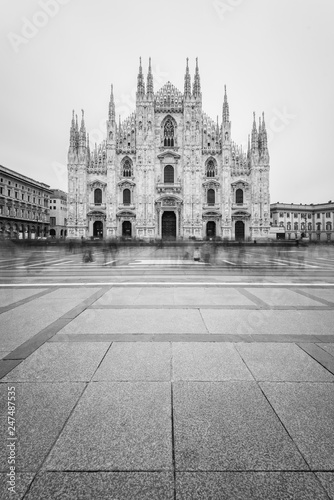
67, 59, 270, 241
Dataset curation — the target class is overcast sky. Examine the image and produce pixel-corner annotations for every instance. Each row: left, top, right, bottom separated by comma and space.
1, 0, 333, 204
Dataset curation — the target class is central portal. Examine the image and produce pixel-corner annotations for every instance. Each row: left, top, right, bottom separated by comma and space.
162, 211, 176, 240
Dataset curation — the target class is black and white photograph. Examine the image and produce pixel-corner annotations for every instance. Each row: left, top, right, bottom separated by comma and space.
1, 0, 334, 498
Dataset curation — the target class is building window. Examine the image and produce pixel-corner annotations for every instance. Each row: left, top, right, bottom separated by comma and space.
317, 213, 320, 219
8, 190, 11, 197
206, 159, 216, 177
294, 222, 298, 230
308, 222, 312, 230
207, 189, 215, 205
287, 222, 291, 230
122, 158, 132, 177
235, 188, 243, 204
316, 223, 321, 231
326, 212, 330, 218
123, 189, 131, 205
294, 213, 298, 218
279, 212, 283, 217
301, 222, 305, 230
326, 222, 332, 230
164, 119, 174, 147
50, 217, 56, 226
308, 214, 311, 219
164, 165, 174, 183
287, 213, 290, 218
0, 187, 2, 194
94, 188, 102, 204
279, 221, 284, 227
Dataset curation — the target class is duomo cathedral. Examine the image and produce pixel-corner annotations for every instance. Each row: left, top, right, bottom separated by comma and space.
67, 58, 270, 240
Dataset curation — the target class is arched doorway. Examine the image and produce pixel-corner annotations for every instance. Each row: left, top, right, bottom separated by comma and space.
206, 221, 216, 239
162, 211, 176, 239
235, 221, 245, 241
122, 221, 132, 238
93, 221, 103, 238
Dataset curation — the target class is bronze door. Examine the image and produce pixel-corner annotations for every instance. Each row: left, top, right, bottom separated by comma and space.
162, 211, 176, 239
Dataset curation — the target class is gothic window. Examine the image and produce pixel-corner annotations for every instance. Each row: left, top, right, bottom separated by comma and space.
164, 165, 174, 184
123, 189, 131, 205
206, 160, 216, 178
123, 158, 132, 177
94, 188, 102, 204
236, 188, 243, 204
207, 189, 215, 205
164, 119, 174, 147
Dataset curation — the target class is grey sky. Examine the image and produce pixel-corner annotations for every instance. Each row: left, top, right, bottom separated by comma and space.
1, 0, 333, 203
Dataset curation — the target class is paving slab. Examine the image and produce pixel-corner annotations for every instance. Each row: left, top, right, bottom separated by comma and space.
0, 472, 35, 500
316, 473, 334, 500
260, 382, 334, 470
176, 472, 329, 500
2, 343, 110, 382
173, 382, 307, 471
58, 309, 208, 334
200, 309, 334, 335
172, 343, 253, 381
236, 343, 334, 381
24, 472, 174, 500
244, 287, 326, 307
173, 287, 256, 306
93, 287, 143, 306
0, 288, 47, 307
44, 382, 172, 471
0, 288, 101, 351
134, 287, 175, 305
299, 288, 334, 303
93, 342, 170, 381
0, 383, 85, 471
318, 343, 334, 356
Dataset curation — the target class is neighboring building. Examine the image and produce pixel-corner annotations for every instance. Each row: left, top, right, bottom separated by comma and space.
0, 165, 51, 239
270, 202, 334, 242
67, 58, 270, 241
49, 189, 68, 238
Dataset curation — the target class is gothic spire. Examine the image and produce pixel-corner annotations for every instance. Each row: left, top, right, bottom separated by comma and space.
137, 57, 145, 98
192, 57, 201, 98
109, 84, 115, 122
184, 57, 191, 98
80, 109, 86, 133
147, 57, 154, 97
251, 112, 258, 152
69, 109, 76, 149
261, 112, 268, 151
223, 85, 229, 123
79, 109, 86, 148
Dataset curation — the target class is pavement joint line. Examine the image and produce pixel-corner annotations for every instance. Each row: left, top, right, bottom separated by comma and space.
297, 343, 334, 376
1, 282, 334, 287
171, 382, 177, 500
234, 287, 271, 308
0, 287, 59, 314
1, 286, 112, 376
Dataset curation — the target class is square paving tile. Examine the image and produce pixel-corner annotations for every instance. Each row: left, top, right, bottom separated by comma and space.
58, 309, 208, 334
93, 343, 170, 381
200, 309, 334, 335
172, 343, 253, 381
176, 472, 329, 499
173, 382, 307, 471
0, 472, 35, 499
24, 472, 174, 500
235, 343, 334, 381
44, 382, 172, 471
244, 288, 325, 307
0, 383, 85, 471
260, 382, 334, 470
3, 343, 110, 382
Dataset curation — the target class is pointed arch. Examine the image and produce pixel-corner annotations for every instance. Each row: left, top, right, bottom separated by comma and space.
161, 115, 177, 148
205, 157, 217, 177
121, 156, 133, 177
